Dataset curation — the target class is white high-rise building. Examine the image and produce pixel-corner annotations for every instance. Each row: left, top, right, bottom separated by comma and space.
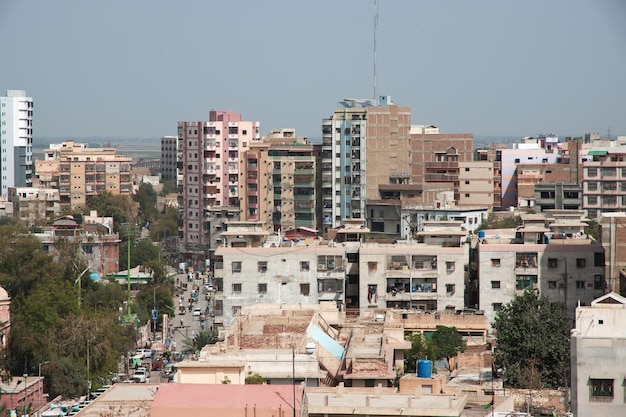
0, 90, 33, 197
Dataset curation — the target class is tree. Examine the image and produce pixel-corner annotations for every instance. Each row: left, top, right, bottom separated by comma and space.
159, 180, 178, 197
430, 325, 466, 371
133, 284, 174, 324
245, 373, 266, 384
182, 331, 220, 354
120, 238, 161, 270
133, 183, 158, 225
492, 290, 570, 389
86, 192, 136, 232
404, 333, 437, 373
149, 206, 178, 242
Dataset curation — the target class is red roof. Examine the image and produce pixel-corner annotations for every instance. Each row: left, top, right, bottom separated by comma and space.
151, 384, 302, 411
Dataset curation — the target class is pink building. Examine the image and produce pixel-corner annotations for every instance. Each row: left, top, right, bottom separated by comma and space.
151, 383, 303, 417
178, 111, 260, 259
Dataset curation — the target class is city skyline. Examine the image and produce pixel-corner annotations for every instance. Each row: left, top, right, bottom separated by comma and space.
1, 0, 625, 140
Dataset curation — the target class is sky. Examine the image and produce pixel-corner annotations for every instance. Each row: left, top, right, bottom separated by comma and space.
1, 0, 625, 141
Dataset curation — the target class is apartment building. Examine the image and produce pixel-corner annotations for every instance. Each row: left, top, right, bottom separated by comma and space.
320, 96, 411, 232
582, 147, 626, 219
265, 129, 322, 232
358, 221, 468, 315
177, 110, 261, 255
160, 135, 178, 182
8, 186, 60, 224
598, 212, 626, 294
457, 161, 497, 208
410, 125, 474, 204
213, 243, 345, 327
0, 90, 33, 197
34, 140, 132, 210
477, 214, 605, 330
571, 292, 626, 417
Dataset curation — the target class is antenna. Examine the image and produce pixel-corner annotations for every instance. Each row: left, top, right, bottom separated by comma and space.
373, 0, 378, 100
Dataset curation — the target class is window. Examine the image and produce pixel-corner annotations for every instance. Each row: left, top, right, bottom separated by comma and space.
258, 261, 267, 273
594, 275, 604, 290
300, 261, 310, 271
595, 252, 605, 267
576, 258, 586, 268
576, 280, 585, 289
514, 158, 520, 163
548, 281, 557, 289
445, 284, 455, 295
493, 303, 503, 312
296, 283, 309, 296
548, 258, 557, 268
232, 283, 242, 293
368, 261, 378, 272
589, 379, 613, 402
491, 281, 501, 289
587, 195, 598, 205
232, 261, 242, 273
516, 275, 537, 290
258, 283, 267, 294
446, 261, 455, 272
587, 181, 598, 191
465, 180, 470, 185
491, 258, 501, 267
465, 167, 470, 172
587, 167, 598, 177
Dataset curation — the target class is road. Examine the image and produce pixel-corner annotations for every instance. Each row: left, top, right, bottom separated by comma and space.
166, 270, 215, 359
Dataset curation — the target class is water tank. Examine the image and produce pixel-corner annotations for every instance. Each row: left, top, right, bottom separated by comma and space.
417, 359, 432, 378
478, 230, 485, 239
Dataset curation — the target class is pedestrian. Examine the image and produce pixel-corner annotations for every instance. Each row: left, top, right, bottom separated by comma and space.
180, 318, 184, 326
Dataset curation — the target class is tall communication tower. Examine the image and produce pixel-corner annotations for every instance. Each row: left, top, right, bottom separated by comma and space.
373, 0, 378, 100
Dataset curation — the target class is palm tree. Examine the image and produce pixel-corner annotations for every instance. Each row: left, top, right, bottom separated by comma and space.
181, 331, 219, 354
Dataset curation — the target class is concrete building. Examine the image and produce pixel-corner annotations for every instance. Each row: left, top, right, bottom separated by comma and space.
0, 375, 43, 414
8, 186, 61, 225
582, 147, 626, 219
411, 126, 474, 205
0, 90, 33, 197
358, 221, 468, 314
160, 135, 179, 182
533, 182, 583, 212
598, 212, 626, 294
265, 129, 322, 233
571, 292, 626, 417
177, 110, 261, 258
399, 204, 488, 238
0, 286, 10, 350
497, 147, 560, 209
34, 140, 132, 210
33, 213, 121, 278
457, 161, 498, 209
320, 96, 411, 232
477, 214, 605, 329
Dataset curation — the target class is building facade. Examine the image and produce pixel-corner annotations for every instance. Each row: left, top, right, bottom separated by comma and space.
0, 90, 33, 197
320, 96, 411, 232
8, 186, 61, 225
160, 135, 178, 182
582, 147, 626, 219
34, 140, 132, 210
477, 214, 605, 329
571, 292, 626, 417
177, 111, 261, 256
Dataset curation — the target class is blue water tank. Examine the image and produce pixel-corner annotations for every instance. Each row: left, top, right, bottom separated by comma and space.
478, 230, 485, 239
417, 359, 432, 378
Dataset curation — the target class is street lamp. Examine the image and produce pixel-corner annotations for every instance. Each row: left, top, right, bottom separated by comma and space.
23, 372, 28, 416
38, 361, 49, 417
292, 344, 296, 417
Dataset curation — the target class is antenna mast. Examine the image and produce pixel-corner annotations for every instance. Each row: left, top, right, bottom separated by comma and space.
373, 0, 378, 100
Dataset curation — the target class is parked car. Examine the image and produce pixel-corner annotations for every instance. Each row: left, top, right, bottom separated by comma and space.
192, 308, 202, 317
136, 349, 152, 359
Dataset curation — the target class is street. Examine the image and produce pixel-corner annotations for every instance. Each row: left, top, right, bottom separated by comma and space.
167, 269, 215, 360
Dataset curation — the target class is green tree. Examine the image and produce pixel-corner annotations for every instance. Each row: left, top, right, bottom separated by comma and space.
430, 325, 466, 371
585, 220, 600, 240
120, 238, 161, 270
132, 284, 174, 324
492, 290, 570, 389
159, 180, 178, 197
86, 192, 135, 232
150, 206, 178, 242
404, 332, 437, 373
134, 183, 158, 225
245, 373, 266, 384
182, 331, 220, 354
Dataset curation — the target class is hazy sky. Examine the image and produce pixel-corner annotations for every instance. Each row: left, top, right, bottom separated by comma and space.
1, 0, 625, 140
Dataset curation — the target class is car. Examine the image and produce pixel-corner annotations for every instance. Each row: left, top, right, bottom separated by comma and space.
192, 308, 202, 317
132, 367, 149, 383
204, 284, 214, 292
135, 349, 152, 359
